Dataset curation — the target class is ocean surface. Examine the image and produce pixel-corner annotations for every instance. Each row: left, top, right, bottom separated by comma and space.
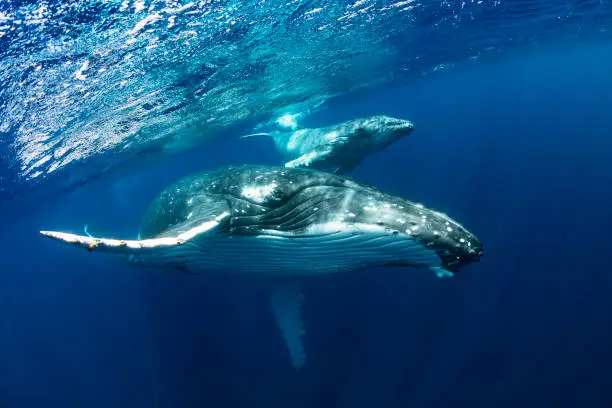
1, 0, 612, 407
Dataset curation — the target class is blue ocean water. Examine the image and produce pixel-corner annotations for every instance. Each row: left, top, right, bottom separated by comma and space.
1, 1, 612, 407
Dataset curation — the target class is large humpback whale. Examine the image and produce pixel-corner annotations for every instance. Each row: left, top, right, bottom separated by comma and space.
41, 165, 483, 369
242, 115, 415, 174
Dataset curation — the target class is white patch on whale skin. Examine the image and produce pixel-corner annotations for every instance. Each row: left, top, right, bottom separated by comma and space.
241, 183, 277, 203
325, 131, 339, 142
276, 113, 299, 130
285, 130, 310, 151
285, 151, 319, 168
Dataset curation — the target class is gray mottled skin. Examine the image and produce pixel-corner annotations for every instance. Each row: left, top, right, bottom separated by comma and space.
248, 115, 415, 174
140, 165, 482, 273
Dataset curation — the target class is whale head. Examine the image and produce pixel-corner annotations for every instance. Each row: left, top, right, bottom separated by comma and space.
307, 186, 483, 276
388, 205, 484, 275
358, 115, 415, 146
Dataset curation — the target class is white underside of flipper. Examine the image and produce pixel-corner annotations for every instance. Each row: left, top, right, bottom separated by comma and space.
40, 212, 230, 256
284, 150, 320, 168
269, 282, 306, 369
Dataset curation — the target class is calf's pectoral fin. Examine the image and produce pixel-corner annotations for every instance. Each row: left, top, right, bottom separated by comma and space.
284, 145, 334, 169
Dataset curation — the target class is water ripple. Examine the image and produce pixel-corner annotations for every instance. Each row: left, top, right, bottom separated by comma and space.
0, 0, 611, 204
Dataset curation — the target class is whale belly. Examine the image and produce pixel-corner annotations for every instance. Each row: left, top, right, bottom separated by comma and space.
133, 227, 443, 276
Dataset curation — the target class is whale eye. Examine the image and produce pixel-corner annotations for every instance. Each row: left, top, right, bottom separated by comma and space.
271, 188, 283, 199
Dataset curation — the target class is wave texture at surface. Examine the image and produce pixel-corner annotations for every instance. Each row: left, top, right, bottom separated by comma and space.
0, 0, 611, 202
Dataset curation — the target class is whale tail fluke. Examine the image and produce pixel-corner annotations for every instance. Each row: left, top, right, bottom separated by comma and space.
269, 282, 307, 369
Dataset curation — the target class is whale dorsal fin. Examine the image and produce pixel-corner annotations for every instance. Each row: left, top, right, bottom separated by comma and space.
269, 281, 307, 369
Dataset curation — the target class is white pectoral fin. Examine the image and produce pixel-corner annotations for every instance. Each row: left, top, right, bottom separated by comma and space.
40, 212, 230, 255
284, 145, 332, 169
285, 151, 318, 168
269, 282, 307, 369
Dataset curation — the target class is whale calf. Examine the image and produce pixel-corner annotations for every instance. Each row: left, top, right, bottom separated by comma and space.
242, 115, 415, 174
41, 165, 483, 369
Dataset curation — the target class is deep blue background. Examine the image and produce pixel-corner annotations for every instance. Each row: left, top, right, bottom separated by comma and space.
1, 41, 612, 407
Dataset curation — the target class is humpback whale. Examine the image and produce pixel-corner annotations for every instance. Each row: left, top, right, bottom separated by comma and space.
41, 165, 483, 369
241, 115, 415, 174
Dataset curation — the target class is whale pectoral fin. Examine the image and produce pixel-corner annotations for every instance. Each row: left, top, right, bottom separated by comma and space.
40, 212, 231, 256
284, 151, 319, 168
269, 282, 307, 369
285, 145, 333, 169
